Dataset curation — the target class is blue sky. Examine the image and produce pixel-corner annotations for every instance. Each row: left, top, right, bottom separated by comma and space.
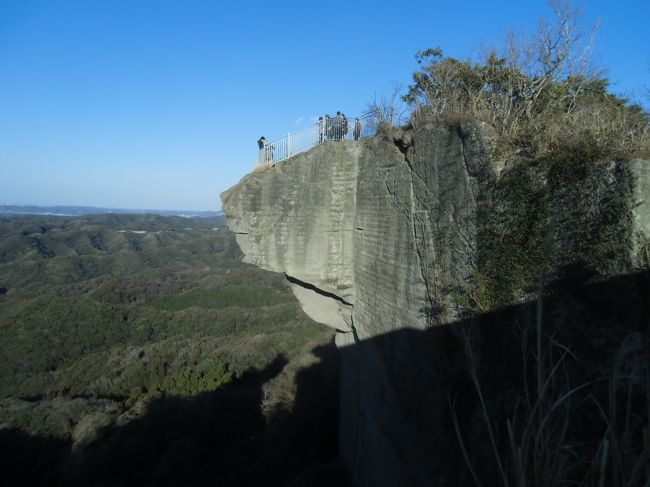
1, 0, 648, 211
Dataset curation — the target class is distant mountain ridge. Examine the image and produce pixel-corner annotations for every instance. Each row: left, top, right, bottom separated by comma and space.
0, 204, 223, 219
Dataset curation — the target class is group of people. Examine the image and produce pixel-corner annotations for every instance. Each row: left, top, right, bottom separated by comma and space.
256, 111, 363, 165
318, 112, 362, 142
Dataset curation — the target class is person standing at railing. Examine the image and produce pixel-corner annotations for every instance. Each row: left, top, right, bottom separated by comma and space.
332, 112, 342, 141
318, 117, 325, 143
353, 118, 361, 140
341, 113, 348, 138
324, 115, 331, 141
257, 136, 266, 165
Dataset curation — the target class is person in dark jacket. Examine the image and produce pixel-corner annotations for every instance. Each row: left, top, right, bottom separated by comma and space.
257, 136, 266, 165
332, 111, 343, 141
353, 118, 361, 140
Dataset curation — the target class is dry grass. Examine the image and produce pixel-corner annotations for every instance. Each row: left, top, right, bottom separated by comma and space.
403, 4, 650, 162
453, 290, 649, 487
252, 161, 273, 173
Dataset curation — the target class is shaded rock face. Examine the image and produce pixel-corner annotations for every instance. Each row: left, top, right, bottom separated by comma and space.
353, 124, 495, 335
631, 159, 650, 262
222, 124, 650, 486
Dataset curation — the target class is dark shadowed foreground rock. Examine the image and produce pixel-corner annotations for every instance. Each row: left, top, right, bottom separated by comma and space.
222, 123, 650, 487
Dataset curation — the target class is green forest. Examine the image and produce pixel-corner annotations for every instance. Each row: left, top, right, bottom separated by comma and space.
0, 214, 341, 486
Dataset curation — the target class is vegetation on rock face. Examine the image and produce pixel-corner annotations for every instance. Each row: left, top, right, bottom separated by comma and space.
442, 150, 648, 487
390, 4, 650, 485
473, 157, 636, 309
403, 2, 649, 162
391, 0, 649, 315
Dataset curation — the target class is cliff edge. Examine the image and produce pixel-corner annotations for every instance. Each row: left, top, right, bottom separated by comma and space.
222, 123, 650, 486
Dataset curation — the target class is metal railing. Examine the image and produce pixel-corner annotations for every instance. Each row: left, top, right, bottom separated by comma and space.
258, 114, 377, 166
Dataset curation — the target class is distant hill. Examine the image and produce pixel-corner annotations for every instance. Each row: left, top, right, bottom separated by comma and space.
0, 214, 324, 400
0, 214, 342, 486
0, 204, 224, 220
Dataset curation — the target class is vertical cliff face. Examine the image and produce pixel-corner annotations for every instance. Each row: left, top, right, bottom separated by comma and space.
222, 123, 650, 486
222, 123, 495, 336
353, 123, 496, 336
222, 141, 360, 332
222, 123, 498, 486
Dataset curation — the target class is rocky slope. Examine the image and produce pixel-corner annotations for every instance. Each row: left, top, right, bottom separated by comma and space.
222, 123, 650, 486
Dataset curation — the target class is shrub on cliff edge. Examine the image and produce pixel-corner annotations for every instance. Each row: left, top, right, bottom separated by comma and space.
403, 1, 649, 162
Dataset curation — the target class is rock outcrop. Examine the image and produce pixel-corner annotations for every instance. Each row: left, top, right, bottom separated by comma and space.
223, 142, 359, 332
222, 123, 650, 486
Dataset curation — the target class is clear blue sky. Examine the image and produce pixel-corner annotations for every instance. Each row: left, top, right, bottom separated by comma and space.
1, 0, 648, 211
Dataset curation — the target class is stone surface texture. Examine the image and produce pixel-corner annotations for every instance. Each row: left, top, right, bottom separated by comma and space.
221, 124, 650, 487
631, 158, 650, 264
222, 141, 359, 332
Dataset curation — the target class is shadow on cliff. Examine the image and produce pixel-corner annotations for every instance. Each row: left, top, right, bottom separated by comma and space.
0, 343, 349, 487
1, 268, 648, 487
337, 267, 650, 487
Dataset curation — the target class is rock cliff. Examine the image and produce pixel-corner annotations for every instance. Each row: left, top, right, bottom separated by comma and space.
222, 123, 650, 486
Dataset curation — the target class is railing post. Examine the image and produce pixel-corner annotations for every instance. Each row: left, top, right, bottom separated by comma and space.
287, 133, 291, 158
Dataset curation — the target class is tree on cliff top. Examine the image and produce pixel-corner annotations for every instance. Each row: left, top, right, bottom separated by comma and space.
404, 0, 649, 161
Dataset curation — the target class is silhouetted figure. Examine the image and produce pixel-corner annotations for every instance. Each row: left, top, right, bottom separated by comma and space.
341, 113, 348, 137
353, 118, 361, 140
332, 112, 343, 141
257, 136, 266, 165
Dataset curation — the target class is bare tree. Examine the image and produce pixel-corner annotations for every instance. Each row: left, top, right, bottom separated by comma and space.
494, 0, 601, 118
366, 82, 408, 131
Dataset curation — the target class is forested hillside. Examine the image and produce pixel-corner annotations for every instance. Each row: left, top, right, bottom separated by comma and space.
0, 214, 342, 486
